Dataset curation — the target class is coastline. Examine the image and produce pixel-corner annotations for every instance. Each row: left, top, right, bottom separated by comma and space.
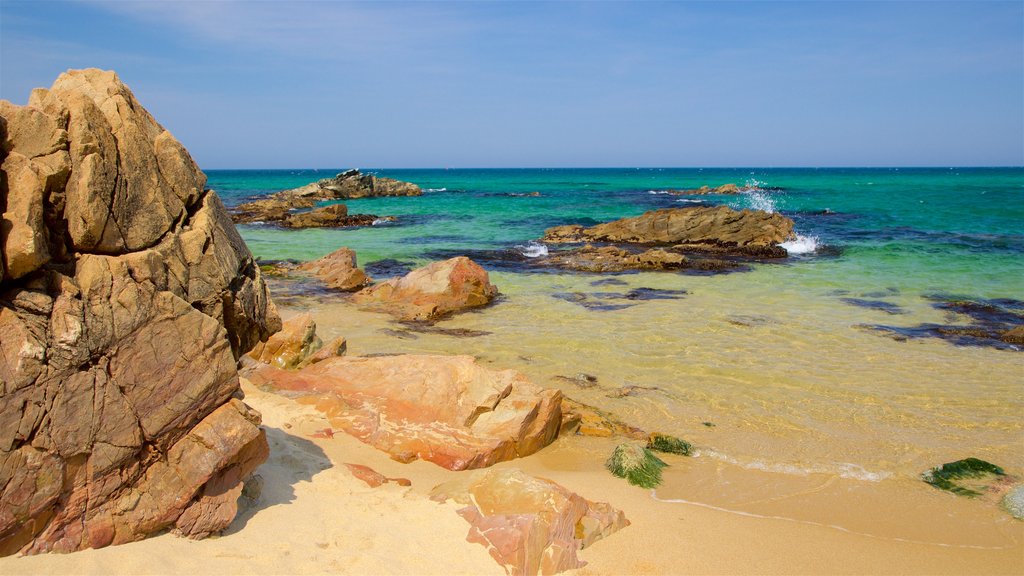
4, 376, 1020, 575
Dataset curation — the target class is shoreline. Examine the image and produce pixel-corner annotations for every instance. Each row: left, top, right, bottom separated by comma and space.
4, 379, 1020, 575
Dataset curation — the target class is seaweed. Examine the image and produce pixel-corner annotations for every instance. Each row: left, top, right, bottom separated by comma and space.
921, 457, 1006, 497
605, 443, 668, 489
646, 433, 692, 456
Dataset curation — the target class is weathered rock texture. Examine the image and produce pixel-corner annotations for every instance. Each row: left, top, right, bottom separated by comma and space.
431, 468, 629, 575
244, 354, 562, 470
246, 313, 346, 369
542, 245, 688, 273
230, 168, 417, 226
352, 256, 498, 322
0, 69, 280, 555
296, 246, 370, 292
543, 206, 794, 249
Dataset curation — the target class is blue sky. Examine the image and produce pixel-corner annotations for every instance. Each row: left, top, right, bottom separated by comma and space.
1, 1, 1021, 168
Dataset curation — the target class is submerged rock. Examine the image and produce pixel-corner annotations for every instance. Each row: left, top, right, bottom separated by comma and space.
646, 433, 693, 456
543, 245, 688, 273
352, 256, 499, 322
921, 458, 1008, 497
247, 354, 562, 471
860, 295, 1023, 351
559, 398, 647, 440
606, 443, 668, 489
431, 467, 629, 576
0, 69, 278, 555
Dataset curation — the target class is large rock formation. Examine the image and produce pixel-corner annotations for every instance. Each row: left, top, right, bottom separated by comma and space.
431, 468, 629, 575
0, 69, 280, 555
352, 256, 498, 322
244, 354, 562, 471
543, 206, 794, 250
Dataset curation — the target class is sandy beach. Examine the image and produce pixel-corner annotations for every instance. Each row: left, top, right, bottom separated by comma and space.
4, 377, 1020, 576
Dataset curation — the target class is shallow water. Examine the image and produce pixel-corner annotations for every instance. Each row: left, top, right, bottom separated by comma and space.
213, 167, 1024, 548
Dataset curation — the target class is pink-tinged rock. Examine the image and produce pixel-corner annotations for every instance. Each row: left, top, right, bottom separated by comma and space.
296, 246, 370, 291
343, 463, 411, 488
431, 468, 629, 576
248, 354, 561, 471
0, 69, 278, 556
246, 313, 346, 369
352, 256, 498, 321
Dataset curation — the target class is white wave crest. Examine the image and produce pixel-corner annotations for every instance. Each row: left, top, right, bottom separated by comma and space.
371, 217, 394, 226
780, 234, 819, 255
675, 198, 704, 204
516, 241, 549, 258
647, 190, 672, 195
425, 187, 447, 192
697, 449, 891, 482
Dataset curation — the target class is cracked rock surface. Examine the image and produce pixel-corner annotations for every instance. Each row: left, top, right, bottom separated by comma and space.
0, 68, 280, 555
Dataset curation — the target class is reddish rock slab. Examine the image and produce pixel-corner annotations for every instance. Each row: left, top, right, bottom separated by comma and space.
343, 463, 411, 488
352, 256, 498, 322
431, 468, 629, 576
247, 355, 562, 471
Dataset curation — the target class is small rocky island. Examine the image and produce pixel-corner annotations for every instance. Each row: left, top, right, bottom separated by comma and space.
231, 168, 419, 226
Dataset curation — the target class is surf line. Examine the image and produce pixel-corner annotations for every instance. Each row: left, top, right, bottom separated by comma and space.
649, 491, 1015, 550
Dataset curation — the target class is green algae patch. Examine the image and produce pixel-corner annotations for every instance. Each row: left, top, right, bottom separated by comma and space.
647, 433, 692, 456
606, 443, 668, 489
922, 457, 1006, 497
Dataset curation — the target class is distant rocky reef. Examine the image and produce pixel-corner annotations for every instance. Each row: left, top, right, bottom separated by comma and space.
231, 168, 419, 226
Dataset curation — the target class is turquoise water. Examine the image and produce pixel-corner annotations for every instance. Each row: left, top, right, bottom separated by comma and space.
210, 167, 1024, 299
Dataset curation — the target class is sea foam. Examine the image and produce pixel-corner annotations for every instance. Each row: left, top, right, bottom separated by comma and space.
780, 234, 820, 255
516, 241, 549, 258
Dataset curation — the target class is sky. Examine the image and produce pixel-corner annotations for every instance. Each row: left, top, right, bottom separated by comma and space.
1, 1, 1021, 169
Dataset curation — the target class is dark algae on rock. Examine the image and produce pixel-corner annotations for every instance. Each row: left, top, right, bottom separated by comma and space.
922, 458, 1007, 497
647, 433, 693, 456
606, 443, 669, 489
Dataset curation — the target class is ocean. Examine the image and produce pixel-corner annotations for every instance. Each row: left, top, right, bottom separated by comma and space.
210, 167, 1024, 547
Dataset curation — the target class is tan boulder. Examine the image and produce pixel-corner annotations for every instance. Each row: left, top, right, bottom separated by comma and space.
431, 468, 629, 575
542, 206, 795, 249
0, 69, 278, 555
1001, 325, 1024, 345
247, 313, 321, 368
249, 354, 562, 470
296, 246, 370, 291
352, 256, 498, 321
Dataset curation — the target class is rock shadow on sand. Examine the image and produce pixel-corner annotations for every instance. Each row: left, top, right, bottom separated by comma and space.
223, 427, 332, 535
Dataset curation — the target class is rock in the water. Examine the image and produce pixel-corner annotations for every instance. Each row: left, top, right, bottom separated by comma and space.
543, 206, 794, 250
283, 168, 422, 200
1001, 325, 1024, 345
543, 245, 688, 273
670, 183, 741, 195
0, 69, 279, 555
559, 398, 647, 440
921, 457, 1008, 497
247, 354, 562, 470
606, 443, 668, 489
352, 256, 499, 322
431, 467, 629, 576
647, 433, 693, 456
246, 313, 346, 369
296, 246, 370, 291
230, 169, 417, 225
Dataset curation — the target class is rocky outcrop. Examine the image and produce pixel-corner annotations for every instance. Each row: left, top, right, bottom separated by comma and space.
0, 69, 280, 555
543, 206, 794, 250
230, 169, 417, 226
431, 468, 629, 575
352, 256, 498, 322
296, 246, 370, 291
232, 200, 390, 229
670, 183, 740, 195
282, 168, 421, 200
245, 354, 562, 471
